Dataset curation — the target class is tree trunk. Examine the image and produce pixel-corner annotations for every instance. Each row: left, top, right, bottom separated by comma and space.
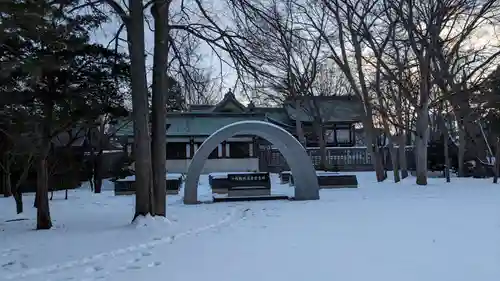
364, 123, 385, 182
458, 125, 466, 177
312, 120, 327, 169
150, 0, 170, 217
94, 151, 103, 193
3, 159, 12, 197
128, 0, 154, 220
397, 134, 408, 179
444, 130, 450, 183
36, 157, 52, 230
14, 189, 23, 214
318, 130, 327, 169
448, 94, 488, 163
294, 99, 306, 146
36, 99, 53, 230
12, 155, 32, 214
415, 105, 429, 185
388, 140, 400, 183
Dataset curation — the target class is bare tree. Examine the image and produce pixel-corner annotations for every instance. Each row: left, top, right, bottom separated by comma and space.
88, 0, 154, 218
230, 0, 351, 167
313, 62, 353, 97
183, 69, 224, 105
229, 0, 312, 146
429, 0, 500, 176
297, 0, 387, 181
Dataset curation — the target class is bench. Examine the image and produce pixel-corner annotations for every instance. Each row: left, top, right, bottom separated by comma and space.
114, 173, 183, 196
286, 171, 358, 189
166, 174, 183, 195
288, 171, 338, 186
209, 172, 263, 194
209, 173, 233, 194
279, 171, 292, 184
227, 172, 271, 197
317, 174, 358, 189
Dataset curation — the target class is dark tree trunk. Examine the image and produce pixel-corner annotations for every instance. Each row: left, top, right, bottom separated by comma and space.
2, 155, 12, 197
444, 131, 450, 183
14, 189, 23, 214
364, 123, 385, 182
294, 100, 306, 146
150, 0, 170, 216
3, 175, 12, 197
389, 141, 400, 183
36, 100, 53, 230
397, 134, 408, 179
12, 156, 32, 214
94, 151, 103, 193
128, 0, 154, 220
313, 120, 327, 169
36, 157, 52, 230
458, 125, 466, 177
415, 106, 429, 185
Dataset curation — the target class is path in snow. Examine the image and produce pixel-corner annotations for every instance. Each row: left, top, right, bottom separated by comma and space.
4, 207, 249, 281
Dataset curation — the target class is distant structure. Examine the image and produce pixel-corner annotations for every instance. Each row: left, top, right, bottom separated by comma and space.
115, 91, 364, 173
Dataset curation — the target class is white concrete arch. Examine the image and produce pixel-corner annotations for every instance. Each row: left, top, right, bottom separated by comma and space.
183, 120, 319, 204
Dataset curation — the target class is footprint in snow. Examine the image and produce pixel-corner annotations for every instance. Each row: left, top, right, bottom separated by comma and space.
1, 248, 18, 257
85, 265, 104, 273
118, 263, 142, 272
1, 261, 16, 268
147, 261, 162, 268
127, 258, 141, 264
125, 264, 142, 270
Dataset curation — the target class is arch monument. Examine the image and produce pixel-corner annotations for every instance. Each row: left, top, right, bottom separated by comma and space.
183, 120, 320, 204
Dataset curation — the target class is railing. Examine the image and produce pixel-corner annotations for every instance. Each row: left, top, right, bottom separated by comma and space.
259, 146, 416, 172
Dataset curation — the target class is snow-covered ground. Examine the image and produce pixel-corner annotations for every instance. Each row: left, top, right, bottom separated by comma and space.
1, 172, 499, 281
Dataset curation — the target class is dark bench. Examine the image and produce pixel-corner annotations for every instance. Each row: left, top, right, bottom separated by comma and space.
287, 171, 358, 189
209, 172, 263, 194
209, 173, 233, 194
166, 174, 183, 195
114, 178, 135, 196
227, 172, 271, 197
288, 171, 337, 186
114, 174, 183, 196
317, 174, 358, 188
279, 171, 292, 184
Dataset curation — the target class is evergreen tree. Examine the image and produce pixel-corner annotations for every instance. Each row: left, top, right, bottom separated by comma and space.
0, 0, 130, 229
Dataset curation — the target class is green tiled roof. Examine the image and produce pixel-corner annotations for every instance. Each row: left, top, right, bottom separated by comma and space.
284, 97, 364, 122
167, 114, 266, 136
114, 114, 268, 137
